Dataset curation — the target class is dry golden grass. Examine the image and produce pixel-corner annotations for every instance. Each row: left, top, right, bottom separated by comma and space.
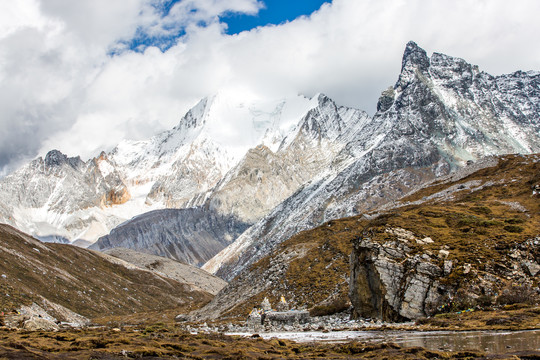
416, 304, 540, 331
0, 224, 212, 321
1, 325, 533, 359
220, 154, 540, 319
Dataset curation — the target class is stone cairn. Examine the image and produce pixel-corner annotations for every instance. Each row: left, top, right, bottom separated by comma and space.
261, 297, 272, 312
276, 296, 289, 312
246, 307, 263, 330
246, 296, 310, 331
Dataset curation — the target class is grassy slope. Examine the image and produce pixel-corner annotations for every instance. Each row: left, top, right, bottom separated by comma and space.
221, 154, 540, 319
2, 325, 538, 359
365, 154, 539, 291
0, 224, 212, 319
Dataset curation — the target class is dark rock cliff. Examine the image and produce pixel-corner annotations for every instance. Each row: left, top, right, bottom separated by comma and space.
91, 208, 250, 267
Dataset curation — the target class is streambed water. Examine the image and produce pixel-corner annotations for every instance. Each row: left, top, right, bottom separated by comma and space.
228, 329, 540, 354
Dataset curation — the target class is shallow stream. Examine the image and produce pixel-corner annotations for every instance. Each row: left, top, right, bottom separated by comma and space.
228, 329, 540, 353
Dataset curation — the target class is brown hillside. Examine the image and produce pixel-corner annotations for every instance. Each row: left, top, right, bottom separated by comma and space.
0, 224, 212, 320
198, 154, 540, 320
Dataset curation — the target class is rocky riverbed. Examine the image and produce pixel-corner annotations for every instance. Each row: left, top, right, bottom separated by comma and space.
180, 312, 409, 334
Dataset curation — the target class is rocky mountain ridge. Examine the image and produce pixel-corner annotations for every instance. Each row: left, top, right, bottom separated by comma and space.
204, 41, 540, 281
194, 153, 540, 320
103, 248, 227, 295
91, 208, 250, 267
0, 93, 360, 247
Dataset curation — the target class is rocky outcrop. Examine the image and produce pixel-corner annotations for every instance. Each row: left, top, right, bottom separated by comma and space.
350, 230, 540, 321
102, 187, 130, 206
206, 41, 540, 282
349, 232, 442, 321
23, 317, 60, 331
245, 297, 309, 331
3, 301, 89, 330
91, 208, 250, 267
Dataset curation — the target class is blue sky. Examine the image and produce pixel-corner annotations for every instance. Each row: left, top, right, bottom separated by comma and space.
126, 0, 331, 52
221, 0, 331, 34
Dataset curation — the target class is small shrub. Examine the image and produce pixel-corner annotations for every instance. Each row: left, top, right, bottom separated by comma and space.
471, 206, 492, 215
418, 210, 444, 218
485, 317, 510, 326
496, 285, 536, 305
456, 216, 479, 227
503, 225, 524, 233
476, 294, 494, 307
504, 218, 525, 224
433, 289, 481, 314
133, 348, 163, 357
478, 220, 501, 227
143, 322, 169, 334
416, 317, 450, 328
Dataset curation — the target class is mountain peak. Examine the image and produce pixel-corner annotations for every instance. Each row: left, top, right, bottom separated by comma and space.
177, 97, 210, 130
315, 93, 333, 105
401, 41, 430, 73
44, 149, 68, 167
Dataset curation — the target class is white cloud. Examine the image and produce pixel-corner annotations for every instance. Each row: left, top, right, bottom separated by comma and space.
1, 0, 539, 174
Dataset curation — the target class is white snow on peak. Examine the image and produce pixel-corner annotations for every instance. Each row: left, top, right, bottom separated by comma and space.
0, 91, 327, 244
111, 92, 318, 171
97, 158, 115, 178
191, 92, 319, 161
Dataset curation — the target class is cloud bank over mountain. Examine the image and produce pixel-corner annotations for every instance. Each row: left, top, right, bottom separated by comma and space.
1, 0, 539, 174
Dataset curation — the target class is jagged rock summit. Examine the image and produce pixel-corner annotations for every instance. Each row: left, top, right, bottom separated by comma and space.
0, 41, 539, 277
203, 41, 540, 284
0, 93, 359, 248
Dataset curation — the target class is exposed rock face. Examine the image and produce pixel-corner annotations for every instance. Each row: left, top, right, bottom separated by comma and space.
205, 95, 370, 224
350, 233, 540, 321
91, 208, 250, 267
349, 234, 442, 321
102, 187, 130, 207
4, 300, 90, 330
23, 317, 60, 331
205, 41, 540, 281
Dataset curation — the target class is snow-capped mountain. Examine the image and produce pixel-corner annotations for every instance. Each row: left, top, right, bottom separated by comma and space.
0, 91, 358, 246
89, 94, 370, 265
204, 41, 540, 280
1, 41, 538, 277
0, 150, 130, 242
